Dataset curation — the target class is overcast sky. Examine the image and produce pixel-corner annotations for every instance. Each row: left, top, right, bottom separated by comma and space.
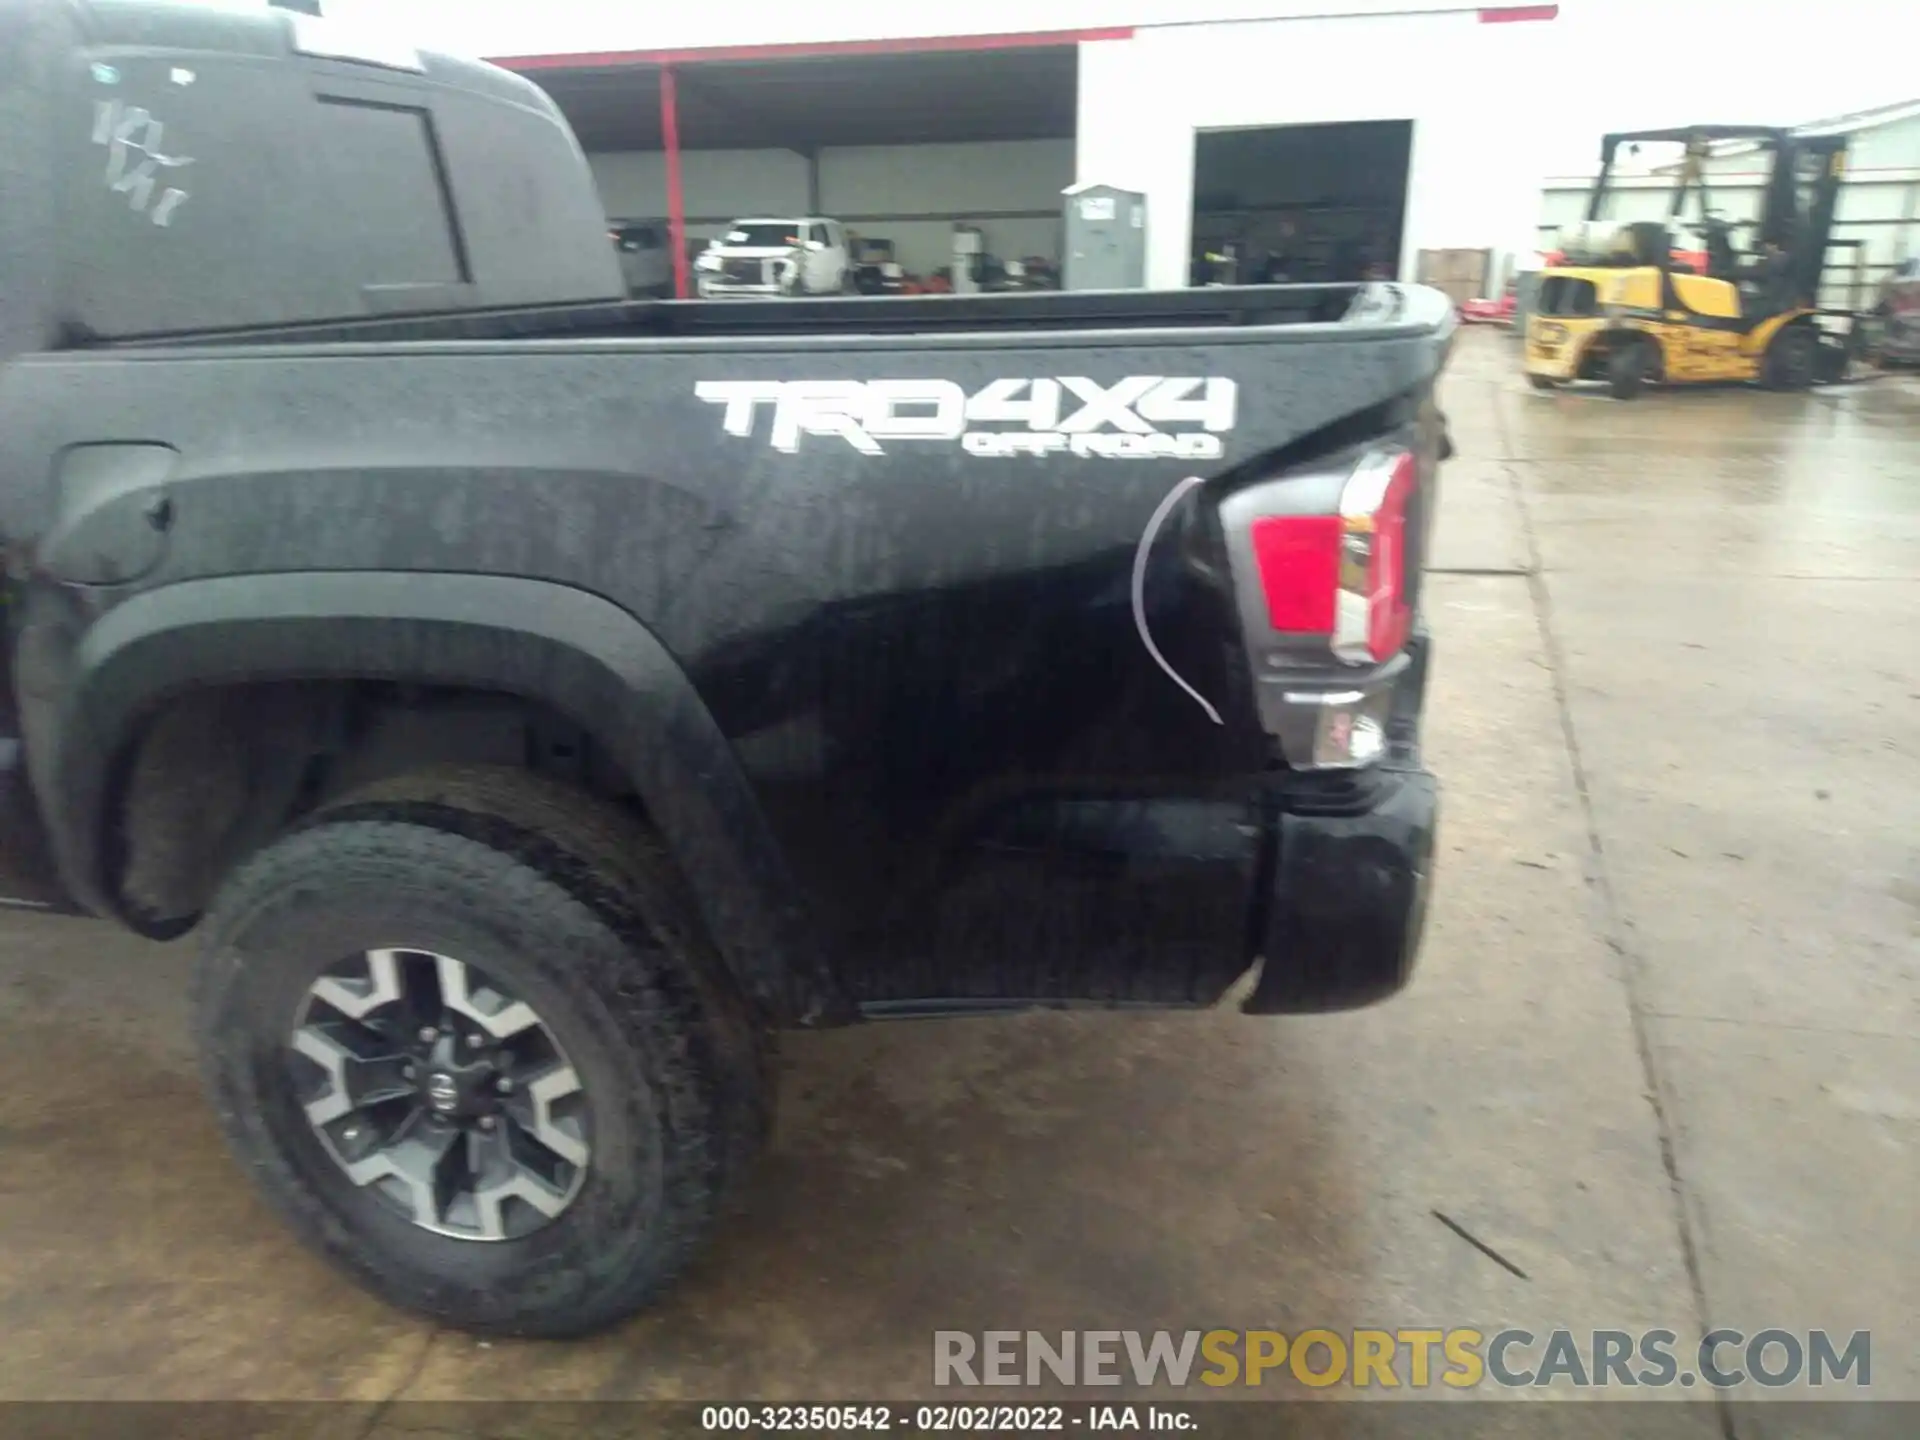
324, 0, 1915, 173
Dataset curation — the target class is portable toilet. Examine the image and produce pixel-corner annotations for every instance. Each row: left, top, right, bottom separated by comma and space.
1063, 182, 1147, 291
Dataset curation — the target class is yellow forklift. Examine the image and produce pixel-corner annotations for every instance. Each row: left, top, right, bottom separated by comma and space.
1525, 126, 1861, 398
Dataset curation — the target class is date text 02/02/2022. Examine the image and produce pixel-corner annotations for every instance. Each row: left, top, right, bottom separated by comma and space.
699, 1404, 1194, 1431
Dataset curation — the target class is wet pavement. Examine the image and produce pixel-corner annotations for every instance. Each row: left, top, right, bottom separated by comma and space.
0, 332, 1913, 1430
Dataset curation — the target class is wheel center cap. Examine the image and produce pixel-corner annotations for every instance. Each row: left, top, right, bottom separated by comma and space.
425, 1072, 461, 1113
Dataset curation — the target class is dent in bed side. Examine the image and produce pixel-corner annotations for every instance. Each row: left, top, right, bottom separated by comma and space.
15, 570, 847, 1023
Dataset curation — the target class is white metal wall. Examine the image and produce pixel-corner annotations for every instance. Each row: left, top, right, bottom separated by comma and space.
1848, 114, 1920, 172
1074, 13, 1563, 291
587, 140, 1072, 275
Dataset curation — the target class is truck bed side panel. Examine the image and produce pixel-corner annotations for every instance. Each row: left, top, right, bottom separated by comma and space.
0, 323, 1443, 1006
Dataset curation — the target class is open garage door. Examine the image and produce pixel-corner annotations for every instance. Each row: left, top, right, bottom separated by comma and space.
1191, 120, 1412, 287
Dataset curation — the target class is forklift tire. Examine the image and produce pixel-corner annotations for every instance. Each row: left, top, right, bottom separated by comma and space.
1606, 343, 1647, 400
1762, 325, 1818, 391
1527, 374, 1560, 391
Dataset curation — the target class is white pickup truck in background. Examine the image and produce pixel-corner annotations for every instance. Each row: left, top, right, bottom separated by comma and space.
696, 218, 853, 299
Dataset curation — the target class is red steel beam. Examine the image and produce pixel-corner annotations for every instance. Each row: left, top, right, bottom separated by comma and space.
494, 27, 1135, 71
661, 63, 689, 300
1478, 5, 1558, 20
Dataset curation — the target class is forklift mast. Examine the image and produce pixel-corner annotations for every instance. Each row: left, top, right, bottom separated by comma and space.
1582, 125, 1850, 307
1583, 126, 1791, 224
1772, 136, 1848, 307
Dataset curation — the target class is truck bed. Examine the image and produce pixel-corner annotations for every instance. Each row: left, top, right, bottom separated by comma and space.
97, 283, 1425, 351
4, 280, 1451, 1013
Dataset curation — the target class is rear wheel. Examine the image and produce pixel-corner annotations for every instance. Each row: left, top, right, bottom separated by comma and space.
194, 774, 768, 1338
1606, 342, 1647, 400
1762, 324, 1818, 390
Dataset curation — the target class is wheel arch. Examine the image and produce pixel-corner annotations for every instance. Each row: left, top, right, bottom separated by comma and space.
24, 571, 846, 1024
1750, 308, 1818, 355
1583, 327, 1668, 382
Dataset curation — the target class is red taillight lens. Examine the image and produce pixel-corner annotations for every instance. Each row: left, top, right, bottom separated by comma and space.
1244, 450, 1416, 664
1342, 450, 1414, 664
1249, 514, 1342, 632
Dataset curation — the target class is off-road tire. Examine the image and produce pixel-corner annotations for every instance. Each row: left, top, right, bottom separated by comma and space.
194, 772, 769, 1338
1762, 324, 1818, 391
318, 767, 775, 1179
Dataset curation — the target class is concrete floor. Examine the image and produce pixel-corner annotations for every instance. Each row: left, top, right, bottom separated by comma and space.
0, 332, 1913, 1431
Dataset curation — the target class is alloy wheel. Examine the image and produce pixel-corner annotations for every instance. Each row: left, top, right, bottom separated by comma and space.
288, 949, 591, 1241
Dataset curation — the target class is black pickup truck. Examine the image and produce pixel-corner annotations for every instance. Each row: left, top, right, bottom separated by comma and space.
0, 0, 1451, 1337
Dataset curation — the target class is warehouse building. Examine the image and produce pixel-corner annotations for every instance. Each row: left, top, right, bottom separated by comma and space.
324, 0, 1920, 300
448, 2, 1567, 295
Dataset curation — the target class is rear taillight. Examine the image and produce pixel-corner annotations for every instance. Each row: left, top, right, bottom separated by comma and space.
1249, 515, 1341, 632
1337, 450, 1415, 664
1246, 449, 1416, 665
1214, 443, 1430, 769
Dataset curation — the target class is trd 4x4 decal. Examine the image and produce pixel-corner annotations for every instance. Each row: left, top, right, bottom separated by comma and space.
696, 377, 1238, 459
